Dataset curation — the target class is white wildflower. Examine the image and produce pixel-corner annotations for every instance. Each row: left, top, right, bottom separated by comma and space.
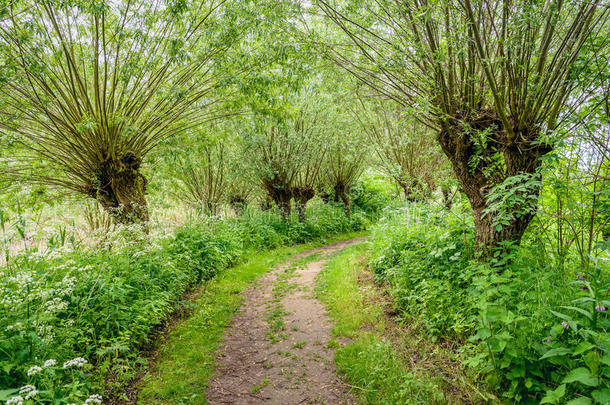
63, 357, 87, 369
26, 366, 42, 376
18, 385, 38, 400
6, 395, 23, 405
43, 359, 56, 368
84, 394, 103, 404
45, 297, 68, 312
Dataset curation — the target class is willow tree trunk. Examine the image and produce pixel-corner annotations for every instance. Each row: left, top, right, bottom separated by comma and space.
261, 196, 273, 211
437, 115, 550, 255
400, 183, 417, 202
293, 186, 315, 223
230, 196, 247, 216
90, 153, 149, 227
397, 177, 424, 202
266, 187, 292, 220
334, 182, 351, 217
275, 194, 292, 220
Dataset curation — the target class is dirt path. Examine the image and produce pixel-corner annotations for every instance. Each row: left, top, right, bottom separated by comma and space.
206, 237, 366, 405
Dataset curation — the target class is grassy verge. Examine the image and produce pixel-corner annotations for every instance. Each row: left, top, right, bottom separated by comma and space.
316, 243, 489, 405
136, 231, 367, 404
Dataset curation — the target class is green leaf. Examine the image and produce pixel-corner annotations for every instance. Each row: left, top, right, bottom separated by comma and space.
1, 363, 13, 374
562, 367, 598, 387
488, 336, 507, 353
477, 327, 491, 339
573, 342, 596, 355
592, 389, 610, 404
541, 384, 566, 404
561, 306, 593, 320
566, 397, 593, 405
0, 390, 18, 401
550, 310, 571, 321
540, 347, 572, 360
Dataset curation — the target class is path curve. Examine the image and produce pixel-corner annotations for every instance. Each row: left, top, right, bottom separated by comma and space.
207, 237, 366, 404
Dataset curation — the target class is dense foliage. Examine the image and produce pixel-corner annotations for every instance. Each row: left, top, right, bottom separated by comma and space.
369, 201, 609, 404
0, 202, 377, 403
0, 0, 607, 403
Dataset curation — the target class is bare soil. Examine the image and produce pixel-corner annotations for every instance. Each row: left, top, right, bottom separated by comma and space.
206, 237, 366, 405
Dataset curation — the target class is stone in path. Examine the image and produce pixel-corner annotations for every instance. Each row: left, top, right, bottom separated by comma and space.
207, 238, 365, 405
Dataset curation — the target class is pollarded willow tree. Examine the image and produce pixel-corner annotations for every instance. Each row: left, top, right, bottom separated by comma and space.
354, 96, 445, 202
323, 137, 368, 217
292, 142, 326, 222
0, 0, 244, 225
313, 0, 609, 252
316, 76, 369, 217
248, 110, 319, 219
226, 154, 256, 216
172, 141, 228, 216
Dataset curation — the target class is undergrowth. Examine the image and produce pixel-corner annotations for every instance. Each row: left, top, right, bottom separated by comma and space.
316, 243, 482, 404
0, 203, 372, 403
368, 204, 609, 404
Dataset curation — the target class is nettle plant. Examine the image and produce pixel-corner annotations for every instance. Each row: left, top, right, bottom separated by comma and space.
540, 259, 610, 405
483, 171, 544, 261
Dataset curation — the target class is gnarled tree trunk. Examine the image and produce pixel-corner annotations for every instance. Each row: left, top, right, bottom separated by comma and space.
292, 186, 315, 223
88, 152, 149, 227
275, 193, 292, 219
265, 185, 292, 220
437, 113, 550, 255
230, 195, 247, 216
260, 196, 272, 211
398, 178, 423, 202
334, 182, 351, 217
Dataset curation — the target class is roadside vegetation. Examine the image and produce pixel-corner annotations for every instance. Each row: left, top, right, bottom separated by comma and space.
0, 0, 608, 404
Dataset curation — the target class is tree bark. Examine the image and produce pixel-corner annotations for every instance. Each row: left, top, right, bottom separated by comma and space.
471, 204, 535, 256
296, 202, 306, 223
437, 112, 550, 255
334, 182, 351, 217
275, 193, 292, 220
89, 152, 149, 227
292, 186, 315, 223
230, 195, 247, 216
262, 177, 292, 220
260, 196, 272, 211
399, 180, 419, 202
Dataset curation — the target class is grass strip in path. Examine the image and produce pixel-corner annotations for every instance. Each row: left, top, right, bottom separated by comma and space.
316, 243, 492, 405
134, 231, 367, 405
